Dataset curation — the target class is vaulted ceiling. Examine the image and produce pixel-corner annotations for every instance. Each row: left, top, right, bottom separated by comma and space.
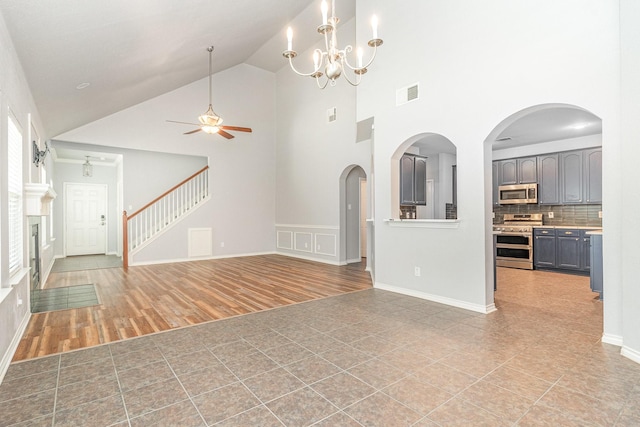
0, 0, 355, 137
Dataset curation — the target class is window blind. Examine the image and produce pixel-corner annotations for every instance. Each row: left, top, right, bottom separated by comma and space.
8, 115, 23, 275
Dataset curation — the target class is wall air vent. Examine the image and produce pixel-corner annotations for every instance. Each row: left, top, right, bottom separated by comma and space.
327, 107, 337, 123
396, 83, 419, 106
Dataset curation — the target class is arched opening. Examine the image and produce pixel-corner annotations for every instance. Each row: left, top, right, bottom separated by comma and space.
390, 133, 457, 220
339, 165, 368, 267
484, 103, 603, 311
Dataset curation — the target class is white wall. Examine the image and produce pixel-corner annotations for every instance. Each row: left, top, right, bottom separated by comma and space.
56, 64, 277, 263
620, 0, 640, 363
275, 18, 371, 264
0, 11, 47, 378
356, 0, 620, 316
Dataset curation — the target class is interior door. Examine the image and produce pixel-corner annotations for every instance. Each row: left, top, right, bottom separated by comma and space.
65, 183, 107, 256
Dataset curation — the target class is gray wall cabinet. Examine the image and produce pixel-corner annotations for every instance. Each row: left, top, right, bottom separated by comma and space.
400, 153, 427, 206
584, 148, 602, 204
560, 151, 584, 204
493, 147, 601, 206
537, 154, 560, 205
496, 157, 537, 186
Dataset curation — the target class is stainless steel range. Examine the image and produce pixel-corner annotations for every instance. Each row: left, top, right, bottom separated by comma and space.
493, 213, 543, 270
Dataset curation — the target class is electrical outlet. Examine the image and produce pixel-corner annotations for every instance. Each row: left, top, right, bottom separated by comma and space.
414, 267, 421, 277
598, 211, 603, 218
317, 245, 321, 251
348, 204, 352, 210
492, 212, 495, 219
304, 243, 308, 248
548, 212, 554, 219
17, 297, 22, 306
220, 242, 225, 248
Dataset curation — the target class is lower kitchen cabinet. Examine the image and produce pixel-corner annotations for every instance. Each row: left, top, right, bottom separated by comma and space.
556, 229, 581, 270
533, 229, 556, 268
590, 233, 603, 299
534, 228, 596, 274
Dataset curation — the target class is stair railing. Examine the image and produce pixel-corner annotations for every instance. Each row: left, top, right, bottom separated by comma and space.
122, 166, 209, 268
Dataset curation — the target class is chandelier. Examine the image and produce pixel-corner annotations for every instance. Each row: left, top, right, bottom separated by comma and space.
283, 0, 382, 88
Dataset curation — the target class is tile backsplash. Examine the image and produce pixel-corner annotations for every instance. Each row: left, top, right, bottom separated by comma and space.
494, 204, 602, 227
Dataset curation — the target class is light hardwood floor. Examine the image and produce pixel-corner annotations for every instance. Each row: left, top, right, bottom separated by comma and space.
14, 255, 372, 361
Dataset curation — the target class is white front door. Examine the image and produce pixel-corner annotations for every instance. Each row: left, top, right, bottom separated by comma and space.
65, 183, 107, 256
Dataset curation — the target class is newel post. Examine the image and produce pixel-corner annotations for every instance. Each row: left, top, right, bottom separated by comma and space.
122, 211, 129, 269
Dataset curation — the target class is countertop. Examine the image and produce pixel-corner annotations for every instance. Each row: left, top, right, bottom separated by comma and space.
531, 225, 603, 230
586, 230, 603, 235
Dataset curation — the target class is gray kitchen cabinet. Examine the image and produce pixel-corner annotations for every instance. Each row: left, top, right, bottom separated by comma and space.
537, 154, 560, 204
534, 227, 595, 273
560, 151, 584, 204
581, 230, 591, 272
534, 229, 556, 268
496, 157, 536, 186
414, 156, 427, 205
400, 153, 427, 206
492, 162, 500, 206
584, 148, 602, 204
556, 229, 581, 270
517, 157, 537, 184
590, 233, 603, 299
497, 159, 517, 185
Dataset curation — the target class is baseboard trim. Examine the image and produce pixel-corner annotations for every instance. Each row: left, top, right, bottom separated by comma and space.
602, 333, 624, 347
374, 281, 497, 314
275, 251, 344, 266
621, 345, 640, 365
0, 311, 31, 384
129, 251, 276, 267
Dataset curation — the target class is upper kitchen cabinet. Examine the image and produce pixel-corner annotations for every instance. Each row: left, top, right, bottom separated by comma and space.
537, 153, 560, 205
492, 162, 500, 206
560, 148, 602, 204
400, 153, 427, 206
560, 150, 584, 204
517, 157, 537, 184
584, 148, 602, 204
496, 157, 537, 186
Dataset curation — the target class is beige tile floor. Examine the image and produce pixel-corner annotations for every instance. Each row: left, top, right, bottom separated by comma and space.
1, 267, 639, 426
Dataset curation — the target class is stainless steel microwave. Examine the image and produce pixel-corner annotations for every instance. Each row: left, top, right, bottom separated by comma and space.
498, 183, 538, 204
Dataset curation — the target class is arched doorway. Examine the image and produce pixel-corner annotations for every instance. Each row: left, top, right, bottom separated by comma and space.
484, 103, 602, 304
339, 165, 367, 267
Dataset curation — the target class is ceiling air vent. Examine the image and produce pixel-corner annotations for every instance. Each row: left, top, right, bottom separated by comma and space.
327, 107, 337, 123
396, 83, 419, 106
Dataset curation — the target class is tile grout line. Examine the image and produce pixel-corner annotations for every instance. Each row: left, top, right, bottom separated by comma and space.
109, 345, 133, 427
49, 356, 62, 427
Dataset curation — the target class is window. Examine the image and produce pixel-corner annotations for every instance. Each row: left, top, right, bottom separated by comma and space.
8, 114, 23, 276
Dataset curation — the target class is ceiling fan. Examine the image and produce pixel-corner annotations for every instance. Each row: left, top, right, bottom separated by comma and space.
167, 46, 252, 139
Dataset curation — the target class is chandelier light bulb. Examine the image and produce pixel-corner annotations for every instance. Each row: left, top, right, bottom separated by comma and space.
357, 47, 363, 68
321, 0, 328, 25
287, 27, 293, 51
372, 15, 378, 39
313, 51, 320, 70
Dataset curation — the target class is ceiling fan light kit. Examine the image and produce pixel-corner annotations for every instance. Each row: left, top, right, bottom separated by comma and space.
283, 0, 382, 89
167, 46, 252, 139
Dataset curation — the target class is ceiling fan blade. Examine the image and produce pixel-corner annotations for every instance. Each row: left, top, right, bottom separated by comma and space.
218, 129, 235, 139
167, 120, 201, 126
220, 125, 252, 133
184, 128, 202, 135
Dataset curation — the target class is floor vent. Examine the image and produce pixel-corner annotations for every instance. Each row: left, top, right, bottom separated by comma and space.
396, 83, 419, 106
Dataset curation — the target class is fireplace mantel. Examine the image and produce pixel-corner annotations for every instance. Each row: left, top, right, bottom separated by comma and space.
24, 183, 57, 216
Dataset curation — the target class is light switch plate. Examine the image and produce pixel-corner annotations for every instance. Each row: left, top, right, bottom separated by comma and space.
548, 212, 554, 219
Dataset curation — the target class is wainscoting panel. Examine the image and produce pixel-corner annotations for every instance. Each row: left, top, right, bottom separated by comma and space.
315, 233, 337, 256
277, 231, 293, 250
294, 232, 314, 253
276, 225, 340, 265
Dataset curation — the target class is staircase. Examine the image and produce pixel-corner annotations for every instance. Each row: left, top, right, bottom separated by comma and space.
122, 166, 209, 268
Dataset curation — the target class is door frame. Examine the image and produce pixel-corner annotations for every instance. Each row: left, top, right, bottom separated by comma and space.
63, 182, 108, 257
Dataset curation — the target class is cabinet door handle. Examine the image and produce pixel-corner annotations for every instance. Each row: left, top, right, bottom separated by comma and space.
542, 231, 549, 234
564, 231, 573, 235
